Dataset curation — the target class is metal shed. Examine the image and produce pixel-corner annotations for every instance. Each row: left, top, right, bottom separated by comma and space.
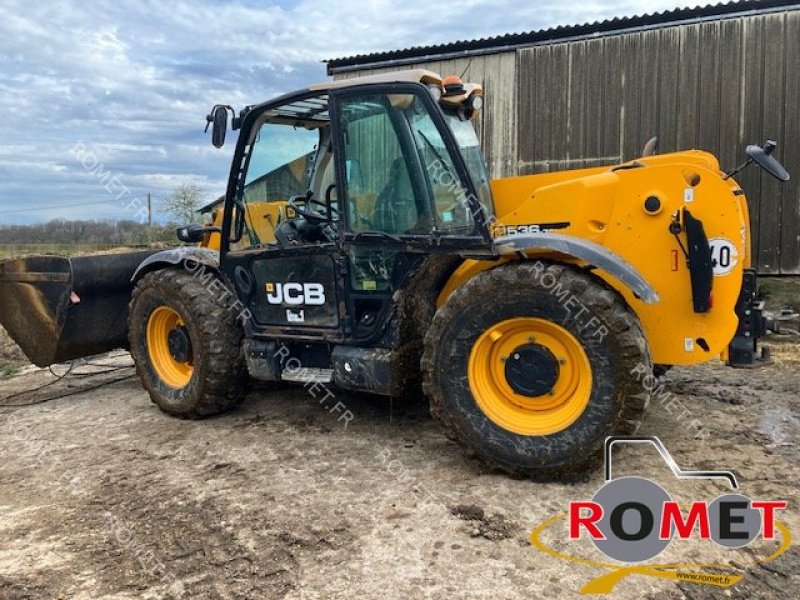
327, 0, 800, 274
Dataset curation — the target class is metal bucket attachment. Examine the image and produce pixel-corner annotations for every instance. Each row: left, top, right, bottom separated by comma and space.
0, 250, 159, 367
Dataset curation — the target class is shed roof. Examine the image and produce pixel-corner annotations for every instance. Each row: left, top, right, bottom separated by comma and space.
326, 0, 800, 74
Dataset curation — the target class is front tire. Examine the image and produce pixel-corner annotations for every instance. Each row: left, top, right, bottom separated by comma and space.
128, 268, 246, 419
422, 262, 650, 478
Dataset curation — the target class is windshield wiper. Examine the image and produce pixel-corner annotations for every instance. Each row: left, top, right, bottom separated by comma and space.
417, 130, 461, 181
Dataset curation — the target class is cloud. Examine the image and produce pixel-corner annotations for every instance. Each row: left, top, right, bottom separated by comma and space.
0, 0, 692, 223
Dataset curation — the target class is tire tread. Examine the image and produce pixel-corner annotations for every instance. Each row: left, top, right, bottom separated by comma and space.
421, 262, 651, 479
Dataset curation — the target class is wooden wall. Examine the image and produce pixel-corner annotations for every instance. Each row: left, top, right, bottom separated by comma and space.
335, 8, 800, 273
336, 51, 518, 181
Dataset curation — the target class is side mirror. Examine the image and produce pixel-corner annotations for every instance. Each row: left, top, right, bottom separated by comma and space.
746, 140, 790, 182
205, 105, 232, 148
176, 224, 220, 244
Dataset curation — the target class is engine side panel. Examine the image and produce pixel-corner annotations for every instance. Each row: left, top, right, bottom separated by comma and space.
441, 151, 750, 366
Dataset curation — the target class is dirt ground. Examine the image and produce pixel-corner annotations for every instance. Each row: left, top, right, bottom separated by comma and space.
0, 327, 26, 379
1, 295, 799, 598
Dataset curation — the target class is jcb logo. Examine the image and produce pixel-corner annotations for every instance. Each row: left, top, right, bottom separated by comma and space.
265, 282, 326, 306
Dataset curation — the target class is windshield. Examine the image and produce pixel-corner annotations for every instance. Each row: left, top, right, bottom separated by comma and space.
443, 112, 494, 222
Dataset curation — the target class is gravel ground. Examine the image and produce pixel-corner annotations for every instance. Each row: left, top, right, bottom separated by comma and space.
0, 331, 798, 599
0, 326, 26, 379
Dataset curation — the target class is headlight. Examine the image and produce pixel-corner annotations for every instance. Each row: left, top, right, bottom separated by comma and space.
465, 94, 483, 119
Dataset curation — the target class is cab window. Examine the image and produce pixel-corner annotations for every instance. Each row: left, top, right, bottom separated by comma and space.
407, 104, 473, 231
443, 111, 494, 222
235, 122, 319, 248
339, 94, 425, 235
338, 92, 474, 236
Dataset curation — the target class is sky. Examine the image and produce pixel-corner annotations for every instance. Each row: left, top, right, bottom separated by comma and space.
0, 0, 695, 225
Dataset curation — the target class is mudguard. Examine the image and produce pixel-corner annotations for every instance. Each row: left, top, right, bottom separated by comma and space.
493, 232, 659, 304
131, 246, 220, 282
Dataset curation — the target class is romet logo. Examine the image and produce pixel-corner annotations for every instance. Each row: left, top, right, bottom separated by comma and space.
530, 436, 791, 594
265, 282, 325, 306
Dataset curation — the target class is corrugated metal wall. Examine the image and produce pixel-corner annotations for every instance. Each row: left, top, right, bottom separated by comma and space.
335, 9, 800, 273
336, 52, 518, 181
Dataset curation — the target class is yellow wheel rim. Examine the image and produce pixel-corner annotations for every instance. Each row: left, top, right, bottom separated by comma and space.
146, 306, 194, 389
468, 317, 592, 436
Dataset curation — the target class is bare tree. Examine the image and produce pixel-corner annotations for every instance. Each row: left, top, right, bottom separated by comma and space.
161, 184, 204, 224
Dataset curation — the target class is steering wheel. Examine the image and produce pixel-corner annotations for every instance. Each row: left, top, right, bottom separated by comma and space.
288, 192, 338, 225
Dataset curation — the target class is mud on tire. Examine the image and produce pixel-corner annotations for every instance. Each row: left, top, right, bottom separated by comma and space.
421, 262, 651, 479
128, 268, 247, 419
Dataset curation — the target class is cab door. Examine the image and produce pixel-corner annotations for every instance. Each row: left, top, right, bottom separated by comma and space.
221, 95, 343, 335
329, 86, 487, 342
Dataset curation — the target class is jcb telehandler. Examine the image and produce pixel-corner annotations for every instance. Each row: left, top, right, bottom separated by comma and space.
0, 70, 790, 477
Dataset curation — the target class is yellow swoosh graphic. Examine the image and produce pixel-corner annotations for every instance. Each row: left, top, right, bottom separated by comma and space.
529, 513, 791, 595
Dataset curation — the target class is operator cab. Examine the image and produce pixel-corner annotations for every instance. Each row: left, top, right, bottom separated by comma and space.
215, 70, 495, 341
224, 70, 494, 252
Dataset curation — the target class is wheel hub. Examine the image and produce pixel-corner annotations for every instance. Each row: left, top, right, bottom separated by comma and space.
146, 305, 194, 389
167, 326, 192, 363
467, 317, 593, 436
504, 343, 560, 397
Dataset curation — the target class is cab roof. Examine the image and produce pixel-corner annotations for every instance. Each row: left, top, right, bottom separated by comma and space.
308, 69, 443, 91
246, 69, 480, 128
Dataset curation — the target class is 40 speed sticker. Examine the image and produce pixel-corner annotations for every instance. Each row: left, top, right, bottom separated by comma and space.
708, 238, 739, 276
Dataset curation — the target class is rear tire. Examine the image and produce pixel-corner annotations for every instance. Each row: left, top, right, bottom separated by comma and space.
421, 262, 650, 479
128, 268, 246, 419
